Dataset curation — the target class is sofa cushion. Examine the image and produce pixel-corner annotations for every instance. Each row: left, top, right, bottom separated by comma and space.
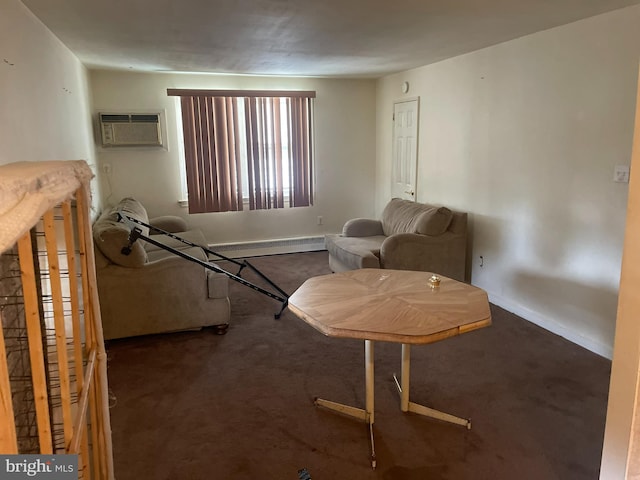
381, 198, 452, 236
342, 218, 384, 237
414, 207, 453, 236
93, 198, 150, 268
325, 234, 384, 270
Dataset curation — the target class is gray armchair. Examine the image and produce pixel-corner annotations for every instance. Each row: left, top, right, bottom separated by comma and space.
325, 198, 468, 281
93, 197, 230, 340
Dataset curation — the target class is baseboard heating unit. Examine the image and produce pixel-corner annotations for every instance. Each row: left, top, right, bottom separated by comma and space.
209, 236, 326, 259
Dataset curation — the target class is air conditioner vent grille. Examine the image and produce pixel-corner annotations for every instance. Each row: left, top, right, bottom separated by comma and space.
99, 112, 163, 147
130, 114, 160, 123
100, 114, 130, 123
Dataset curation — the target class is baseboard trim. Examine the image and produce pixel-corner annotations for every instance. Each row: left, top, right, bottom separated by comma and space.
208, 236, 326, 259
487, 291, 613, 359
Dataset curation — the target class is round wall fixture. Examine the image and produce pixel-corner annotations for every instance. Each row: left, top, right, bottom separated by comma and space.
401, 81, 410, 94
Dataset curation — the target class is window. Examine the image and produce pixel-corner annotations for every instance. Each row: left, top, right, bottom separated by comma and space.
168, 89, 315, 214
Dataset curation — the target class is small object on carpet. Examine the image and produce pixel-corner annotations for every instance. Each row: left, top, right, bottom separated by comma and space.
297, 468, 312, 480
211, 323, 229, 335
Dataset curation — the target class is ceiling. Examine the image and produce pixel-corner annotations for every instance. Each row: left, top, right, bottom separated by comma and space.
22, 0, 640, 78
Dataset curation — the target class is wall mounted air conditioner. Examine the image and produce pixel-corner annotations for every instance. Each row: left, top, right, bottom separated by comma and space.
99, 113, 163, 147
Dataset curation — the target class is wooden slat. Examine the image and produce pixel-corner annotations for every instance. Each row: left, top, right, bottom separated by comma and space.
61, 201, 85, 388
0, 323, 18, 453
79, 421, 92, 480
17, 231, 53, 454
76, 186, 114, 479
75, 195, 94, 352
69, 348, 96, 454
89, 374, 102, 477
43, 209, 74, 449
75, 190, 101, 478
75, 191, 101, 478
61, 201, 92, 478
80, 397, 92, 480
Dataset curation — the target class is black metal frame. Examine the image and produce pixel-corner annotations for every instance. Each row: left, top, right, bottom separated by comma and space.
116, 212, 289, 318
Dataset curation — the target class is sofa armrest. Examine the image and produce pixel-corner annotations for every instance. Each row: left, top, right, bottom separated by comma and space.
342, 218, 384, 237
207, 268, 229, 299
380, 232, 467, 281
148, 215, 188, 234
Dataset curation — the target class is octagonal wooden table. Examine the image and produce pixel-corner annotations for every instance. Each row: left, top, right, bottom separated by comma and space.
288, 269, 492, 469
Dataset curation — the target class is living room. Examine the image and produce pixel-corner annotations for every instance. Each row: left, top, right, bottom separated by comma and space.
1, 0, 640, 477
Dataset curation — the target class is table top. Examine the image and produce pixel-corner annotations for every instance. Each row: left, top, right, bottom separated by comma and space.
288, 269, 491, 344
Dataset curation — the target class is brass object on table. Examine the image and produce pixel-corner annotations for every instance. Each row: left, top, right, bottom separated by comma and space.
428, 275, 441, 289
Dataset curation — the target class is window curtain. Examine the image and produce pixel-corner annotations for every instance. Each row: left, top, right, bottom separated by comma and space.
180, 96, 243, 213
171, 89, 315, 213
289, 97, 313, 207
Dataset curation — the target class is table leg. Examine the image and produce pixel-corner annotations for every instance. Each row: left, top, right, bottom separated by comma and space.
365, 340, 376, 469
314, 340, 376, 469
393, 344, 471, 429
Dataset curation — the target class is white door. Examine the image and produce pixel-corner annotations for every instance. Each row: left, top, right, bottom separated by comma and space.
391, 99, 419, 201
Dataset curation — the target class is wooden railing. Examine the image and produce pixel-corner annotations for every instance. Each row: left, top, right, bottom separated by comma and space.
0, 185, 114, 479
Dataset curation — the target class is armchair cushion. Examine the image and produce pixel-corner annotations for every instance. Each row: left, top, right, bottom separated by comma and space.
144, 230, 209, 252
148, 215, 188, 234
93, 197, 149, 268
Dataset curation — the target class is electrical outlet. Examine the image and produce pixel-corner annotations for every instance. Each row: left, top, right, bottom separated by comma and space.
317, 216, 323, 225
102, 163, 112, 175
613, 165, 630, 183
479, 255, 484, 268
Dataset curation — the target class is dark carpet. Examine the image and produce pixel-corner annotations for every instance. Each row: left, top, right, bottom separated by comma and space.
105, 251, 611, 479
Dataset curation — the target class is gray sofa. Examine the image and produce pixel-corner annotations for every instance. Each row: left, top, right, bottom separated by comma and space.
325, 198, 468, 281
93, 197, 230, 340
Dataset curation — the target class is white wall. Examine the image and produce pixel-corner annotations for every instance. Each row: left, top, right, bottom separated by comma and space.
89, 70, 376, 245
376, 6, 640, 358
0, 0, 99, 211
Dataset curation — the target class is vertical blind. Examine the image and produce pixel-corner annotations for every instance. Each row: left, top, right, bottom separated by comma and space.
168, 89, 315, 213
